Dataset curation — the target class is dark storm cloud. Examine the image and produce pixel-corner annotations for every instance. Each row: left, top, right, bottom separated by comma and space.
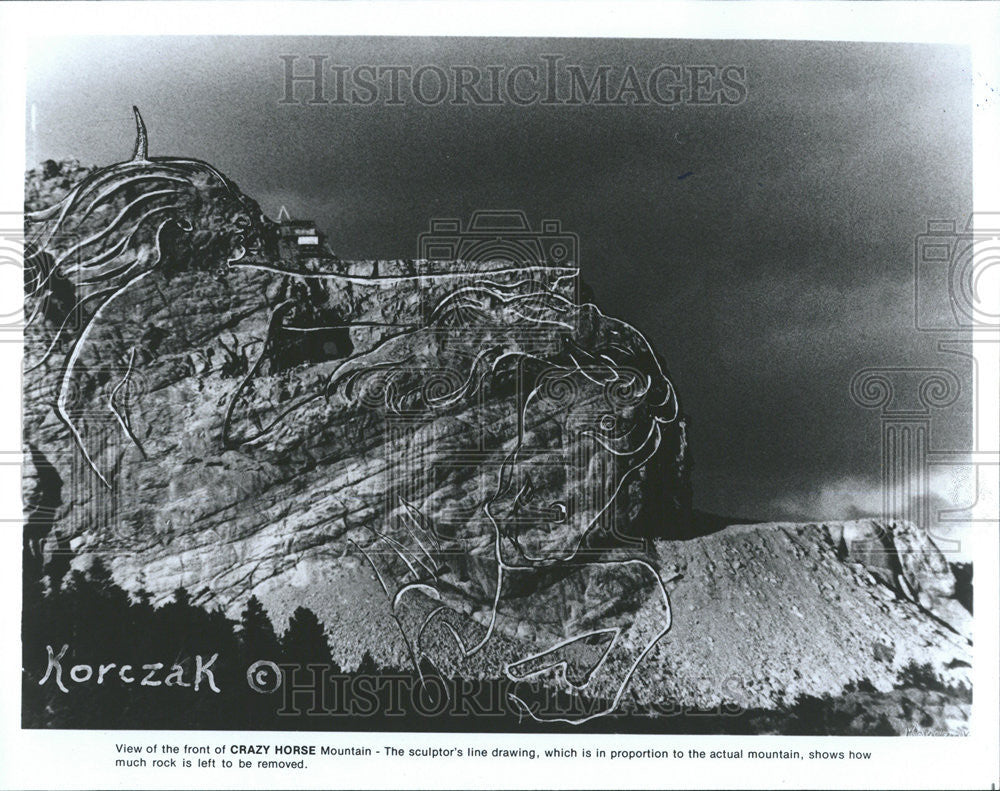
26, 36, 973, 520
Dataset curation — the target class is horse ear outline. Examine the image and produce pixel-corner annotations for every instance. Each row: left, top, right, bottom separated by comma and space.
131, 106, 148, 161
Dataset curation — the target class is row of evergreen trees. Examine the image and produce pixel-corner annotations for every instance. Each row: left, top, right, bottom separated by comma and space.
22, 557, 369, 729
21, 556, 695, 732
23, 558, 638, 732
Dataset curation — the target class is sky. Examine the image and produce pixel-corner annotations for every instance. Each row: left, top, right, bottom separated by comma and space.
25, 36, 975, 522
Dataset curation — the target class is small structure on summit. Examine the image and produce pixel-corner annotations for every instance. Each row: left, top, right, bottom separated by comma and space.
275, 205, 337, 265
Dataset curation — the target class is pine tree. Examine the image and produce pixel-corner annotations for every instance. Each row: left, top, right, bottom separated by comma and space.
133, 570, 153, 607
281, 606, 335, 668
356, 650, 378, 676
172, 586, 191, 608
239, 595, 281, 662
86, 556, 130, 612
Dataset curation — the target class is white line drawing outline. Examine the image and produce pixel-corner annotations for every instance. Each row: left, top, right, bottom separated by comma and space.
26, 110, 690, 725
324, 279, 686, 723
26, 108, 270, 487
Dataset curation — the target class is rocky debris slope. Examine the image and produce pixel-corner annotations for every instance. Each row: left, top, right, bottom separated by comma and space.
239, 518, 971, 714
22, 160, 972, 720
637, 521, 970, 710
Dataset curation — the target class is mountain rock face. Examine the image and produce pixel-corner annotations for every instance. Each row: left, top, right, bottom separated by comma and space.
22, 159, 971, 722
